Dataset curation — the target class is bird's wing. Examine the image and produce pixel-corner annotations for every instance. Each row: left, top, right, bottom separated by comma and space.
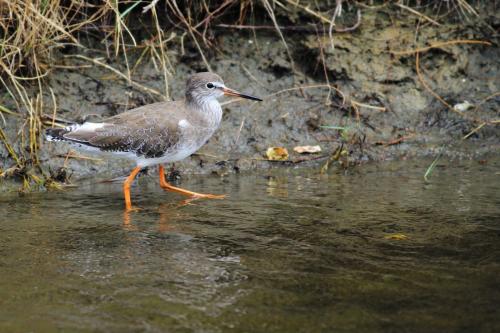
63, 102, 186, 158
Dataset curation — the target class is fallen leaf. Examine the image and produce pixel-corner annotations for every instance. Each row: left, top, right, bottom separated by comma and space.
293, 145, 322, 154
384, 234, 408, 240
266, 147, 289, 161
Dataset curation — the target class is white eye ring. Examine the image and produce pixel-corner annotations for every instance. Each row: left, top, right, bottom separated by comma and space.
206, 82, 215, 89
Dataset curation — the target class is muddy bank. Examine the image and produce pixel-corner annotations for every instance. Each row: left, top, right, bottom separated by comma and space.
0, 2, 498, 184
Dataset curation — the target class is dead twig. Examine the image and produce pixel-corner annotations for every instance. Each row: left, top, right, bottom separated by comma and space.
375, 134, 415, 146
415, 51, 454, 112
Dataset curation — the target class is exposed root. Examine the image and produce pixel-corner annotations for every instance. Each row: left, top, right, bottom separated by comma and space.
391, 39, 491, 56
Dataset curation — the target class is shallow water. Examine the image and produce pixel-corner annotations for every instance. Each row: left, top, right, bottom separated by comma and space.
0, 160, 499, 333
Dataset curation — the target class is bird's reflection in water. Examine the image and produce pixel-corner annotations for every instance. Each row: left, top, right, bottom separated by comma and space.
122, 197, 202, 232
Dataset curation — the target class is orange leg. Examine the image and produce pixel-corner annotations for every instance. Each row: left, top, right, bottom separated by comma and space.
123, 166, 142, 211
158, 165, 225, 199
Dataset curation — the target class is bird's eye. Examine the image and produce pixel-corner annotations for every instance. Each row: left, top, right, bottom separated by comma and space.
206, 82, 215, 89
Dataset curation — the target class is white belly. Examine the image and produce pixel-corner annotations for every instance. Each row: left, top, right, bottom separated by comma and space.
135, 143, 201, 167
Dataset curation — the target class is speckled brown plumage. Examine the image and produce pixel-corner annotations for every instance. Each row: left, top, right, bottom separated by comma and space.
45, 72, 262, 210
49, 102, 185, 158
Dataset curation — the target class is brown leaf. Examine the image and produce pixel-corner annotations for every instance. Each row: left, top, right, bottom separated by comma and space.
266, 147, 289, 161
293, 145, 322, 154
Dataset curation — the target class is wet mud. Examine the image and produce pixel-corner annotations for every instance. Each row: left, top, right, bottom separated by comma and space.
0, 3, 498, 183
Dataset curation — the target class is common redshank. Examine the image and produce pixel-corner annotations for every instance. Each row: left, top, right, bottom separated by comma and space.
46, 72, 262, 211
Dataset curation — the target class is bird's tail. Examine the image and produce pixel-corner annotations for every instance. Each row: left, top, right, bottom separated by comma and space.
45, 127, 69, 141
45, 122, 84, 141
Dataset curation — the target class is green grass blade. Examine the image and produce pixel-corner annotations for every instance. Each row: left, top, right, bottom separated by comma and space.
424, 152, 442, 182
120, 1, 143, 19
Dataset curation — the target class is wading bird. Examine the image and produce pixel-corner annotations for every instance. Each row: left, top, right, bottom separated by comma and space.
46, 72, 262, 211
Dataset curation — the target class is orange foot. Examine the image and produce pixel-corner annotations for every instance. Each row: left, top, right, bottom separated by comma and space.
160, 185, 227, 200
191, 193, 226, 199
158, 165, 226, 200
125, 206, 143, 213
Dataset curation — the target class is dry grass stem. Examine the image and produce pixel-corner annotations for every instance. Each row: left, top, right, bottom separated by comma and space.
66, 55, 163, 98
262, 0, 296, 74
283, 0, 333, 25
463, 123, 486, 140
0, 0, 494, 186
396, 3, 441, 26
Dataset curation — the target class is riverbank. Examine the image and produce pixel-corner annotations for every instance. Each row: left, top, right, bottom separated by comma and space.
0, 1, 498, 187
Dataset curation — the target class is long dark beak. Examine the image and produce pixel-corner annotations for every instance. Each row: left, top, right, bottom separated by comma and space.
223, 87, 262, 101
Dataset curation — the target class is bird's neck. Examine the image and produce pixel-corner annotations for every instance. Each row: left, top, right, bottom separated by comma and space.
185, 97, 222, 129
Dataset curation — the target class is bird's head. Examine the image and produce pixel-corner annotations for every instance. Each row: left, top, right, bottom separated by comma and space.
186, 72, 262, 104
